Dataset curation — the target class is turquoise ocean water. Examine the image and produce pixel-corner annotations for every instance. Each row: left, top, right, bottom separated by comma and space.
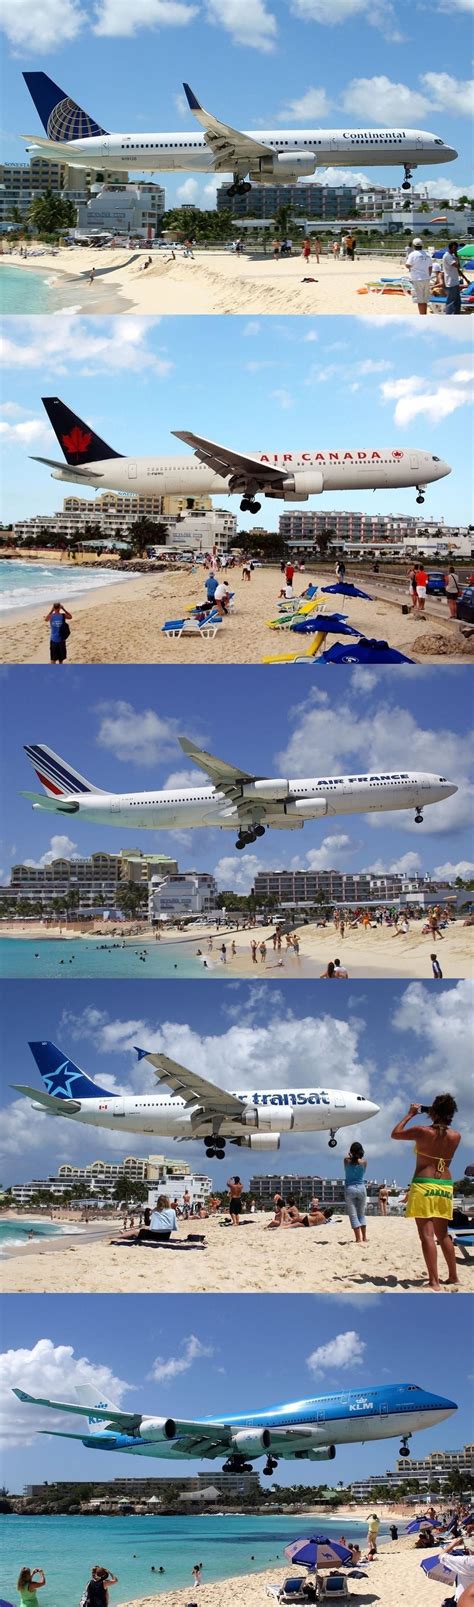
0, 561, 139, 615
0, 940, 207, 978
1, 1513, 379, 1606
0, 265, 55, 313
0, 1219, 65, 1245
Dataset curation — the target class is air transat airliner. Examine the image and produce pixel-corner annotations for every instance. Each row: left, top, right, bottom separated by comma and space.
22, 75, 457, 193
13, 1042, 379, 1160
35, 397, 451, 515
13, 1381, 457, 1477
22, 735, 457, 851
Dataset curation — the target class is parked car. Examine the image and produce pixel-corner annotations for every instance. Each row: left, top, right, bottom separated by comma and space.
456, 585, 474, 623
426, 571, 446, 595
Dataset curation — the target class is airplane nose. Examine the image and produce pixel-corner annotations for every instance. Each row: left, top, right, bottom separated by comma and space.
435, 1394, 458, 1416
432, 458, 451, 480
442, 145, 458, 162
443, 781, 458, 798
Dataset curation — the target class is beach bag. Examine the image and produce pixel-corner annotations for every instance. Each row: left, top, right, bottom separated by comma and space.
61, 621, 70, 640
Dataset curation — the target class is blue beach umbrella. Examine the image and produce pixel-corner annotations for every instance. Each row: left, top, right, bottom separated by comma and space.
313, 638, 414, 664
421, 1555, 459, 1584
421, 1551, 472, 1585
284, 1535, 353, 1570
321, 582, 373, 600
406, 1518, 443, 1533
292, 614, 360, 637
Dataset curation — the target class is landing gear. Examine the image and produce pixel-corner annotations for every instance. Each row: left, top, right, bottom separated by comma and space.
402, 164, 413, 191
399, 1436, 411, 1458
414, 810, 424, 824
223, 1456, 253, 1473
416, 488, 425, 505
263, 1455, 279, 1476
205, 1139, 226, 1159
227, 177, 252, 197
240, 496, 262, 514
235, 826, 266, 849
328, 1130, 338, 1149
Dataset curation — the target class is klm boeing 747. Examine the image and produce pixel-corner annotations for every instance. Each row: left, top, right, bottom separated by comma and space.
13, 1381, 457, 1478
21, 736, 457, 851
12, 1041, 380, 1160
22, 75, 457, 194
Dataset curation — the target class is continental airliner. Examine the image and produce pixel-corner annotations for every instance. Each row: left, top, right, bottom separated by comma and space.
21, 735, 457, 851
22, 75, 458, 193
34, 397, 451, 515
12, 1041, 380, 1160
13, 1381, 458, 1477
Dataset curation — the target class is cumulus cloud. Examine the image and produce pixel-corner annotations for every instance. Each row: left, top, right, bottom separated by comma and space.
363, 852, 422, 875
342, 75, 430, 123
0, 1338, 129, 1447
95, 701, 179, 765
420, 71, 473, 118
291, 0, 403, 39
392, 981, 474, 1129
149, 1334, 214, 1382
380, 372, 473, 429
93, 0, 198, 35
23, 834, 78, 869
0, 317, 172, 379
1, 0, 84, 51
278, 87, 332, 121
414, 178, 474, 201
432, 860, 474, 878
176, 177, 200, 202
271, 388, 295, 410
307, 1330, 365, 1375
0, 418, 50, 446
205, 0, 278, 51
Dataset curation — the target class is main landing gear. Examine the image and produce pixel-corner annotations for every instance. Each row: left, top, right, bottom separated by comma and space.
263, 1455, 279, 1477
414, 810, 424, 824
235, 825, 266, 849
205, 1138, 226, 1159
399, 1435, 412, 1458
223, 1455, 254, 1473
227, 175, 252, 197
240, 496, 262, 514
416, 487, 425, 505
402, 164, 413, 191
328, 1129, 338, 1149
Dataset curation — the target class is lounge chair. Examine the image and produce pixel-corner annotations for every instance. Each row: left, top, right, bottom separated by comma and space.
267, 598, 325, 630
266, 1579, 313, 1603
448, 1229, 474, 1261
317, 1574, 349, 1598
161, 607, 222, 640
263, 633, 328, 665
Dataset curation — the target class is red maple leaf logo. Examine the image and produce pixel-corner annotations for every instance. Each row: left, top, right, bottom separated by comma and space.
392, 450, 403, 459
62, 426, 92, 456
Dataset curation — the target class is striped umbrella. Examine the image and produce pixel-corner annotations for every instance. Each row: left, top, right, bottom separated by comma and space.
284, 1535, 353, 1571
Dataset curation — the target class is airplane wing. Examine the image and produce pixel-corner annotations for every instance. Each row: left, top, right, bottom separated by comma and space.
183, 83, 273, 170
179, 735, 258, 793
134, 1050, 245, 1120
12, 1388, 143, 1432
172, 431, 287, 488
13, 1389, 232, 1453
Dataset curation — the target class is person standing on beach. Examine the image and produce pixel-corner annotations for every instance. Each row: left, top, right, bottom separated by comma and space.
313, 237, 321, 263
88, 266, 96, 286
302, 238, 312, 264
343, 1142, 368, 1243
227, 1176, 243, 1226
378, 1184, 389, 1216
405, 238, 432, 314
192, 1563, 203, 1586
391, 1096, 461, 1291
45, 602, 72, 664
17, 1568, 46, 1607
431, 952, 443, 978
84, 1567, 118, 1607
366, 1515, 380, 1552
441, 241, 468, 314
445, 566, 461, 618
415, 564, 428, 615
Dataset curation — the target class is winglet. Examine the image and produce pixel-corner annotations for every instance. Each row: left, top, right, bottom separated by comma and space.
183, 82, 202, 112
134, 1046, 150, 1061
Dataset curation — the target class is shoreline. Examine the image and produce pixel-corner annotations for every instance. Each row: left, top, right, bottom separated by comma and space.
117, 1538, 461, 1607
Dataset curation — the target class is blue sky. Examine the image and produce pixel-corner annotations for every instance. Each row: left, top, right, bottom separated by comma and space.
1, 665, 473, 888
1, 977, 472, 1185
1, 1293, 472, 1486
1, 0, 472, 200
1, 316, 473, 526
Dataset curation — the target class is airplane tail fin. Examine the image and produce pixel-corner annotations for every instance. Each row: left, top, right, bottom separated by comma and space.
23, 72, 108, 140
28, 1041, 114, 1101
42, 397, 123, 466
23, 742, 105, 798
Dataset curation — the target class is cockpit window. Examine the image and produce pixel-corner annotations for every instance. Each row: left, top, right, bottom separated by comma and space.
435, 139, 444, 145
432, 455, 440, 462
439, 776, 447, 781
407, 1385, 421, 1391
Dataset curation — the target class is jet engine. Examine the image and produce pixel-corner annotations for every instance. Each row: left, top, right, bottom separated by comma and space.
139, 1416, 177, 1442
241, 779, 290, 801
281, 471, 324, 501
250, 153, 316, 184
239, 1133, 282, 1151
241, 1106, 294, 1133
231, 1428, 272, 1455
288, 798, 328, 819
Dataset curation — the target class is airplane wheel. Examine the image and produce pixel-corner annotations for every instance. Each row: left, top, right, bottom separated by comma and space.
414, 812, 424, 824
400, 1445, 411, 1457
237, 181, 252, 195
249, 500, 261, 513
216, 1148, 226, 1159
416, 494, 425, 505
206, 1147, 215, 1158
240, 497, 251, 512
227, 185, 237, 197
255, 824, 265, 838
235, 839, 245, 850
402, 180, 411, 191
328, 1137, 338, 1149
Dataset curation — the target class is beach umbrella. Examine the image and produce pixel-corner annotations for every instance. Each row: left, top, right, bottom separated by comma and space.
292, 613, 360, 638
284, 1536, 353, 1571
406, 1517, 443, 1533
314, 638, 414, 664
321, 582, 373, 600
422, 1553, 474, 1587
421, 1555, 460, 1585
0, 1598, 15, 1606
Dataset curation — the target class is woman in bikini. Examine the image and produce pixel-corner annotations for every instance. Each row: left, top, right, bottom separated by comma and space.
391, 1094, 460, 1291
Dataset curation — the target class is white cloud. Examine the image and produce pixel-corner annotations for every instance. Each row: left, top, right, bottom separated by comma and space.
307, 1330, 365, 1375
291, 0, 404, 39
392, 980, 474, 1125
363, 852, 422, 875
420, 72, 473, 118
278, 87, 332, 121
162, 768, 202, 789
174, 92, 189, 117
414, 179, 474, 201
243, 322, 261, 337
0, 1339, 129, 1447
93, 0, 198, 36
214, 852, 266, 894
0, 317, 172, 379
95, 701, 179, 765
271, 388, 295, 410
432, 860, 474, 878
149, 1334, 214, 1382
1, 0, 84, 51
1, 1098, 49, 1160
0, 418, 50, 445
303, 835, 353, 869
176, 177, 200, 202
23, 834, 78, 869
381, 372, 473, 428
342, 76, 430, 123
205, 0, 278, 51
351, 668, 378, 693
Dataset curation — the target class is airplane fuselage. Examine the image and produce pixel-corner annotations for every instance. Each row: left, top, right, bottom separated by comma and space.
27, 1084, 378, 1140
26, 127, 456, 176
30, 770, 457, 833
48, 448, 450, 501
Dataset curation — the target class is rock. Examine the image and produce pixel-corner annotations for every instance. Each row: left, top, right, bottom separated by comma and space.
412, 632, 474, 657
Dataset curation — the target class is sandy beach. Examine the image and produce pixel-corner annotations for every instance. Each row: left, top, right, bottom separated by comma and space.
120, 1537, 468, 1606
2, 1212, 473, 1295
0, 559, 471, 665
0, 244, 454, 316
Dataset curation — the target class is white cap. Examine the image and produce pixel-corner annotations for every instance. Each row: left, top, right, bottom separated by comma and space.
412, 237, 424, 247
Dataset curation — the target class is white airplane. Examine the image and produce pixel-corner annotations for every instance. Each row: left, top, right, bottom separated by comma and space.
13, 1042, 380, 1160
34, 397, 451, 515
22, 74, 458, 193
13, 1380, 458, 1477
21, 735, 457, 851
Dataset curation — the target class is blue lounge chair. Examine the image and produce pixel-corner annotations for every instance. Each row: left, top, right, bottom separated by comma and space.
448, 1229, 474, 1261
161, 607, 222, 640
318, 1575, 349, 1598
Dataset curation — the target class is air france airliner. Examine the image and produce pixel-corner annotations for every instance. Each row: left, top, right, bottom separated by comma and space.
13, 1381, 457, 1478
13, 1042, 380, 1160
22, 75, 457, 193
21, 735, 457, 851
34, 397, 450, 515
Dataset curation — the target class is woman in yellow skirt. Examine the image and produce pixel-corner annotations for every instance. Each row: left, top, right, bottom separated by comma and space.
391, 1095, 460, 1292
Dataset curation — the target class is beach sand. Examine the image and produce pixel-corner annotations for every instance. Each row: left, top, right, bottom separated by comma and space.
0, 560, 470, 665
120, 1538, 463, 1606
0, 245, 440, 316
2, 1212, 473, 1295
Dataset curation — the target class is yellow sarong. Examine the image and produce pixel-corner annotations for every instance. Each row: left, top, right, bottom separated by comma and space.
405, 1178, 453, 1220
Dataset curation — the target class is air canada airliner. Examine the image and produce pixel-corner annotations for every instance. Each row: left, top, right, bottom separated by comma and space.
34, 397, 451, 516
22, 74, 458, 193
13, 1042, 380, 1160
13, 1381, 457, 1477
22, 735, 457, 851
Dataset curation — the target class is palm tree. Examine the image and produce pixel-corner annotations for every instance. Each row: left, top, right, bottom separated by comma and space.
28, 191, 77, 237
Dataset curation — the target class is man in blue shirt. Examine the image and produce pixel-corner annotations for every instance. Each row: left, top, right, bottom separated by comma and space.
45, 601, 72, 663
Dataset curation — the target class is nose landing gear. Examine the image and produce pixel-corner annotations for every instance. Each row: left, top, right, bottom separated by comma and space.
414, 810, 424, 824
328, 1130, 338, 1149
402, 164, 413, 191
416, 487, 425, 505
399, 1436, 412, 1458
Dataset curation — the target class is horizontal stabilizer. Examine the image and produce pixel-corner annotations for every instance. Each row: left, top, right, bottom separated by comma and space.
19, 791, 80, 812
30, 455, 104, 480
11, 1084, 81, 1115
